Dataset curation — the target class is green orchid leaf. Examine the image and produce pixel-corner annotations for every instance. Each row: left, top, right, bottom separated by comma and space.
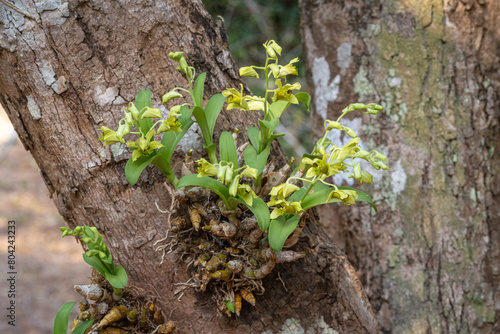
100, 253, 114, 265
104, 265, 128, 289
247, 126, 260, 149
259, 118, 280, 132
192, 106, 213, 146
203, 142, 217, 155
270, 132, 286, 142
235, 195, 270, 231
177, 174, 231, 206
159, 106, 195, 163
300, 185, 377, 212
268, 215, 301, 252
224, 300, 235, 313
243, 144, 270, 175
205, 93, 225, 137
287, 181, 327, 203
193, 72, 207, 107
72, 319, 95, 334
84, 226, 95, 240
53, 302, 75, 334
125, 153, 156, 186
295, 92, 311, 111
82, 253, 108, 277
135, 90, 153, 135
269, 100, 289, 119
220, 131, 238, 168
86, 243, 99, 251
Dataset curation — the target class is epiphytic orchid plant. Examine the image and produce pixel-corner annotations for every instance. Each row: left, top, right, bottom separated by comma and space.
97, 41, 389, 252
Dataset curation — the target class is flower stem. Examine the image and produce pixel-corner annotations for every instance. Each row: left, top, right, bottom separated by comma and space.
299, 176, 318, 203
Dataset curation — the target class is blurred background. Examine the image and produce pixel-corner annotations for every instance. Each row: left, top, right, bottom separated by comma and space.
0, 103, 89, 334
0, 1, 307, 333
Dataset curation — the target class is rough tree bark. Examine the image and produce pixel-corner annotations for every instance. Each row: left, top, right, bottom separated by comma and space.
300, 0, 499, 333
1, 0, 381, 332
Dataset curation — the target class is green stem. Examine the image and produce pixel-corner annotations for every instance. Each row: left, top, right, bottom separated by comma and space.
205, 144, 218, 165
174, 87, 191, 94
316, 129, 332, 154
259, 56, 271, 153
299, 176, 318, 203
288, 176, 313, 184
318, 179, 338, 188
112, 287, 123, 298
254, 174, 262, 189
151, 156, 179, 186
227, 198, 239, 211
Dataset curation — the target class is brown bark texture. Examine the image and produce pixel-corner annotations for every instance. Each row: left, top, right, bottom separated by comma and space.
300, 0, 499, 333
1, 0, 380, 332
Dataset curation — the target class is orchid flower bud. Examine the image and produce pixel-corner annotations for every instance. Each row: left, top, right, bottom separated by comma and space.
325, 120, 342, 131
217, 165, 233, 185
126, 102, 140, 120
162, 91, 183, 104
239, 66, 259, 78
140, 107, 162, 119
169, 51, 185, 62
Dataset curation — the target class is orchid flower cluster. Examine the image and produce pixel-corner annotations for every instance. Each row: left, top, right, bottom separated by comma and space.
96, 41, 389, 251
266, 103, 389, 222
98, 92, 182, 162
219, 41, 388, 223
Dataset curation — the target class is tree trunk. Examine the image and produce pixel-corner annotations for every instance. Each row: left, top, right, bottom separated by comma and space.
300, 0, 499, 333
0, 0, 380, 332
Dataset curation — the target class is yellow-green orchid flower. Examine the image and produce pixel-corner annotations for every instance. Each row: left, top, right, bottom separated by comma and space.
240, 166, 258, 179
324, 120, 342, 131
140, 107, 162, 119
245, 95, 266, 112
272, 80, 301, 104
99, 120, 131, 146
348, 163, 373, 184
237, 184, 257, 206
157, 117, 181, 133
268, 183, 300, 206
196, 158, 218, 177
270, 201, 303, 219
263, 40, 282, 59
228, 174, 242, 197
125, 102, 140, 120
341, 125, 358, 138
327, 189, 358, 205
116, 121, 132, 138
217, 164, 234, 185
124, 111, 134, 125
222, 84, 249, 111
270, 182, 300, 199
351, 149, 389, 170
126, 129, 163, 161
268, 57, 299, 78
331, 137, 360, 163
162, 91, 183, 104
99, 126, 123, 146
239, 66, 259, 78
302, 155, 340, 179
158, 108, 182, 133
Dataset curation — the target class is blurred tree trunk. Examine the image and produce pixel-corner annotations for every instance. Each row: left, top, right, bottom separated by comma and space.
300, 0, 499, 333
0, 0, 381, 332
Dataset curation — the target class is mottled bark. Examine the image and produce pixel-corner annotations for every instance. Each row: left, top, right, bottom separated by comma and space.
300, 0, 499, 333
0, 0, 380, 332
